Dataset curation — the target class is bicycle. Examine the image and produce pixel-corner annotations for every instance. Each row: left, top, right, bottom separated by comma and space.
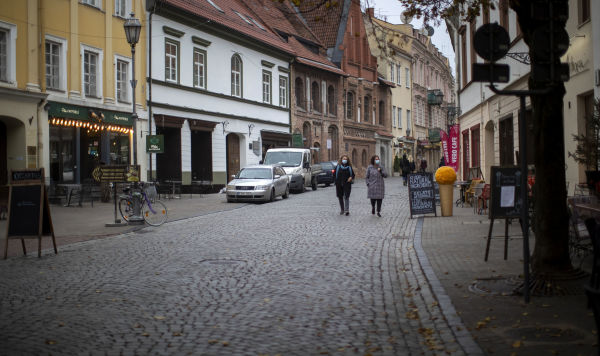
118, 182, 168, 226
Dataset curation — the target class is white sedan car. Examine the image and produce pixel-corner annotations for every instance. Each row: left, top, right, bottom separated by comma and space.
226, 165, 290, 203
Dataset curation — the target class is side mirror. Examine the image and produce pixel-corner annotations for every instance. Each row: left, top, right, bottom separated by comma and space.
274, 175, 281, 179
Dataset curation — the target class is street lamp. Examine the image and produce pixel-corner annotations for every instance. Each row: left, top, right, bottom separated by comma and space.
124, 13, 144, 225
124, 12, 141, 166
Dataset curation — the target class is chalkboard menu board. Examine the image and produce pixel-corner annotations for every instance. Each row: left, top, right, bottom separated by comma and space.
490, 166, 523, 219
3, 168, 57, 259
408, 172, 437, 218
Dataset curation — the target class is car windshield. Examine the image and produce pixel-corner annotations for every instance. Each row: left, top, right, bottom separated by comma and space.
321, 162, 334, 170
263, 152, 302, 167
237, 168, 272, 180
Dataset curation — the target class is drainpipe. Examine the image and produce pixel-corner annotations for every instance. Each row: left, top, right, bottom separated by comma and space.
147, 1, 156, 181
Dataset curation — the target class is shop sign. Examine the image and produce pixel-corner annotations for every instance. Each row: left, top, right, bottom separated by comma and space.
92, 165, 140, 183
104, 110, 133, 126
292, 133, 303, 148
146, 135, 164, 153
428, 128, 441, 143
48, 102, 87, 120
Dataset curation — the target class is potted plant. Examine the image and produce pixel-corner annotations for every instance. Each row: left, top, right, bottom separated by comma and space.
569, 98, 600, 193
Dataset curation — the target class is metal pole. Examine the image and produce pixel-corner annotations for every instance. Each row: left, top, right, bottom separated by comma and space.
519, 94, 531, 303
131, 44, 138, 166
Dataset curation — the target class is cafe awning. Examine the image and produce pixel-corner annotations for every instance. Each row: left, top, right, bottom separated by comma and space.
48, 102, 133, 126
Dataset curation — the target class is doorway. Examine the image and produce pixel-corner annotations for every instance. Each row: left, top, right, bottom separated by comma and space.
191, 130, 212, 181
156, 126, 182, 181
499, 116, 514, 166
0, 121, 6, 185
226, 133, 240, 182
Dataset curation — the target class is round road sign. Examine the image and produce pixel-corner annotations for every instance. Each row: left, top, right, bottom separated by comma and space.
474, 23, 510, 62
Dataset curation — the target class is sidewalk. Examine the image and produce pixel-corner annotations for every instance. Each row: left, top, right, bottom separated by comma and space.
421, 198, 596, 355
0, 193, 245, 259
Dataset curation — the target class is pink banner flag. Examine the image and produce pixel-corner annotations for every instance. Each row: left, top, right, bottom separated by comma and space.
440, 129, 449, 166
447, 124, 460, 172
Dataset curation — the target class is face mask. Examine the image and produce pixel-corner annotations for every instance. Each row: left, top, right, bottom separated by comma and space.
375, 160, 380, 165
342, 159, 348, 165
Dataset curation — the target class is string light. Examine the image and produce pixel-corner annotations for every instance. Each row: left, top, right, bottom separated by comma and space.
49, 118, 132, 133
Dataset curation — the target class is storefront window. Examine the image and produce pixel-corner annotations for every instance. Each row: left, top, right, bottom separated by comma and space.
49, 126, 75, 183
110, 132, 130, 165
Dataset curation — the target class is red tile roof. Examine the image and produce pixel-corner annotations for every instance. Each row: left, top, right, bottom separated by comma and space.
296, 0, 346, 48
162, 0, 294, 55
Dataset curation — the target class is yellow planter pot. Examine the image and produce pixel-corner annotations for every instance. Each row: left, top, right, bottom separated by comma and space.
439, 184, 454, 216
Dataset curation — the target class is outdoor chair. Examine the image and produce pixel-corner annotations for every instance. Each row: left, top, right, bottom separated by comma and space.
472, 183, 486, 214
567, 195, 597, 266
464, 179, 483, 207
478, 183, 491, 215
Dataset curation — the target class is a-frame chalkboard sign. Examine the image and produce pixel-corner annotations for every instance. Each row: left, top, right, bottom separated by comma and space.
3, 168, 57, 259
407, 172, 437, 218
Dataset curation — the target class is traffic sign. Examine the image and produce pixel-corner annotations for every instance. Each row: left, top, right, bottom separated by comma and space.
474, 23, 510, 62
472, 63, 510, 83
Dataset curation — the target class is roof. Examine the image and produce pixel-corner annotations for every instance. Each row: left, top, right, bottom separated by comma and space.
378, 77, 396, 87
161, 0, 294, 55
296, 0, 347, 48
376, 130, 394, 138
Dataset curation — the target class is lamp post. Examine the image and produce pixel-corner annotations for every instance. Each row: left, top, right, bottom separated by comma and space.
124, 12, 144, 225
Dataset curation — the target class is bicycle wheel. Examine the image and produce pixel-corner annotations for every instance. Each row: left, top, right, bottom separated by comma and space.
142, 200, 168, 226
118, 198, 133, 222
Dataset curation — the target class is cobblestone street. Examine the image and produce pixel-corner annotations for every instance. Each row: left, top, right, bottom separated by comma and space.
0, 181, 475, 355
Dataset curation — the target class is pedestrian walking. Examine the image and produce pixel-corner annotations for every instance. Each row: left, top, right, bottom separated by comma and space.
410, 159, 416, 173
439, 156, 446, 167
366, 155, 387, 217
401, 154, 410, 186
420, 159, 428, 172
335, 155, 355, 216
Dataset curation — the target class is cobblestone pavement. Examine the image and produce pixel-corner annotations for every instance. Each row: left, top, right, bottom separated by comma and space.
0, 180, 476, 355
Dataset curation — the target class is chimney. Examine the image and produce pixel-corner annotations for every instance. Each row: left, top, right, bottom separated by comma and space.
367, 8, 374, 18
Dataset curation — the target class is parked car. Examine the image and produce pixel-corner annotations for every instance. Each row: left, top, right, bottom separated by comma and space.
317, 161, 337, 186
262, 148, 321, 193
226, 165, 289, 203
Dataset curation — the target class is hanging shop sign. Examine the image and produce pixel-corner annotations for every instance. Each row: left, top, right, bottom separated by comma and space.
292, 133, 303, 148
146, 135, 164, 153
428, 128, 441, 143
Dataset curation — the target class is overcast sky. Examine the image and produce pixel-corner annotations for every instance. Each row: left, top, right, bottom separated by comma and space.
363, 0, 456, 75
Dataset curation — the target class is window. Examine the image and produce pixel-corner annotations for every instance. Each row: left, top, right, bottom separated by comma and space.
165, 39, 179, 83
0, 29, 6, 82
193, 48, 206, 89
263, 70, 272, 104
83, 50, 99, 97
361, 150, 367, 167
311, 81, 320, 112
327, 85, 335, 115
363, 95, 371, 123
45, 40, 61, 89
346, 91, 354, 120
392, 106, 396, 127
405, 68, 410, 88
82, 0, 100, 8
279, 76, 287, 107
396, 64, 401, 85
579, 0, 590, 24
295, 77, 304, 109
115, 0, 127, 17
406, 109, 411, 132
390, 62, 394, 82
116, 59, 129, 102
398, 108, 402, 128
378, 100, 384, 125
231, 54, 242, 97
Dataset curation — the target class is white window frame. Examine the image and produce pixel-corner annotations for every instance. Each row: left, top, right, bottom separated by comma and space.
279, 75, 288, 108
114, 54, 131, 103
390, 62, 394, 82
262, 70, 272, 104
231, 54, 242, 97
80, 44, 103, 99
45, 34, 68, 92
193, 47, 206, 89
114, 0, 129, 18
392, 106, 396, 127
398, 107, 402, 128
396, 64, 401, 85
405, 68, 410, 88
165, 39, 179, 83
81, 0, 101, 9
0, 21, 17, 86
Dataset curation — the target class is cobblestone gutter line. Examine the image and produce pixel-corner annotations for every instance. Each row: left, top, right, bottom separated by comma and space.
413, 217, 484, 355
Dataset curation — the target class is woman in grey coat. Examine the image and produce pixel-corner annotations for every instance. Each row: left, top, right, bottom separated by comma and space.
366, 155, 387, 217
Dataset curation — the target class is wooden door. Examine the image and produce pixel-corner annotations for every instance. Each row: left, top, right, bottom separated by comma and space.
226, 134, 240, 182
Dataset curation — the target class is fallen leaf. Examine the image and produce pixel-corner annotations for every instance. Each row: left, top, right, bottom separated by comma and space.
222, 341, 229, 347
45, 340, 57, 345
264, 298, 271, 303
512, 340, 522, 348
141, 332, 150, 337
95, 290, 102, 293
172, 332, 182, 336
154, 316, 166, 320
208, 339, 219, 345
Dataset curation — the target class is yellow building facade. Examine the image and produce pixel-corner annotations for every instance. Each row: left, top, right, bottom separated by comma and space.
0, 0, 147, 185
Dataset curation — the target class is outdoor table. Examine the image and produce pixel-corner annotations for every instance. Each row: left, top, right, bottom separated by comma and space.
56, 183, 82, 207
164, 180, 182, 199
190, 180, 211, 198
454, 181, 469, 207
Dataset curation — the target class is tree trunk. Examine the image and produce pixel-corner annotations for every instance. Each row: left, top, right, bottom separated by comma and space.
512, 0, 573, 276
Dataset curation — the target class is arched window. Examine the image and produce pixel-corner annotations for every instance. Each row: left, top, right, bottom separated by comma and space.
362, 149, 367, 167
311, 81, 320, 112
346, 91, 354, 120
295, 77, 304, 109
328, 125, 338, 160
327, 85, 336, 115
352, 149, 357, 167
231, 54, 242, 97
363, 95, 371, 124
379, 100, 385, 125
302, 122, 311, 148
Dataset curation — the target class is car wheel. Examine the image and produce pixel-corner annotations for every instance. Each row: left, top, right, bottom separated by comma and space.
283, 185, 289, 199
311, 177, 317, 191
269, 188, 275, 202
301, 180, 306, 193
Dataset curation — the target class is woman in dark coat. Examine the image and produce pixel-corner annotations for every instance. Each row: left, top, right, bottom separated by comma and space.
401, 154, 410, 186
335, 154, 355, 216
366, 155, 387, 216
